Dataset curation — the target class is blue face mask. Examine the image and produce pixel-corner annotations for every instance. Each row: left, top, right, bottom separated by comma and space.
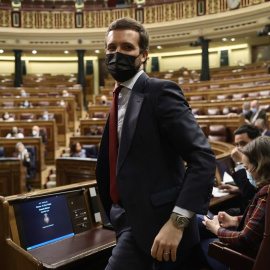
24, 101, 29, 107
246, 171, 256, 187
242, 110, 248, 115
251, 108, 257, 114
43, 115, 48, 120
223, 109, 229, 115
21, 93, 27, 97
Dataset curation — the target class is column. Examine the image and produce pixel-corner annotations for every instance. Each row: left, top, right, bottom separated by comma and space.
13, 50, 23, 87
200, 39, 210, 81
77, 50, 86, 108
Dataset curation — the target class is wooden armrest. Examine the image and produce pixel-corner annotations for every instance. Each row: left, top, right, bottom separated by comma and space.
208, 241, 255, 270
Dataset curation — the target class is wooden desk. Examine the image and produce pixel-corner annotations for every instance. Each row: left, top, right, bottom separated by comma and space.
0, 181, 116, 270
87, 105, 110, 119
0, 158, 27, 196
0, 87, 83, 119
0, 120, 58, 165
56, 157, 97, 186
189, 96, 270, 115
0, 137, 46, 189
195, 114, 245, 143
80, 118, 106, 136
0, 96, 76, 131
69, 135, 102, 149
0, 107, 68, 146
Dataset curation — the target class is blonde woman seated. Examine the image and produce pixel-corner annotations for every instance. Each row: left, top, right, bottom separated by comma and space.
202, 136, 270, 269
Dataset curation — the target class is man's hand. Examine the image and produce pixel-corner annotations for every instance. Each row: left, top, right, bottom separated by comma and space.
231, 147, 242, 163
151, 219, 184, 262
218, 184, 240, 194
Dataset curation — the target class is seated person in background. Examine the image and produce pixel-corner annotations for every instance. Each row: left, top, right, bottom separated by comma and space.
241, 102, 252, 123
87, 125, 98, 136
70, 142, 86, 158
249, 100, 266, 124
218, 125, 261, 214
100, 95, 108, 105
2, 111, 14, 121
6, 126, 24, 138
20, 100, 33, 108
29, 125, 47, 145
201, 136, 270, 270
254, 118, 270, 136
14, 142, 36, 191
58, 99, 66, 107
62, 89, 71, 97
39, 109, 54, 120
20, 89, 28, 97
222, 105, 233, 115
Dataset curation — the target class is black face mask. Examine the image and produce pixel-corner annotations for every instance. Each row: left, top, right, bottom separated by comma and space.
105, 52, 141, 82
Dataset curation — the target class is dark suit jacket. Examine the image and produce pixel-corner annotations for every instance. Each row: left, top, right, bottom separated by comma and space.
96, 72, 216, 255
29, 132, 47, 145
250, 110, 266, 123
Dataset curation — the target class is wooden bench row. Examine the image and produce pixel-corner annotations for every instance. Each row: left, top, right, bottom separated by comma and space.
0, 106, 68, 146
0, 137, 46, 191
0, 120, 58, 165
0, 87, 83, 118
79, 115, 245, 144
0, 96, 76, 131
101, 74, 270, 94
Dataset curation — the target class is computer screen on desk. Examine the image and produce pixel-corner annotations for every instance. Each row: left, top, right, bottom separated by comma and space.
14, 194, 74, 251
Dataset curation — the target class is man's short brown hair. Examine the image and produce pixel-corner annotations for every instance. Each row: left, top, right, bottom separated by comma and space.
105, 17, 149, 53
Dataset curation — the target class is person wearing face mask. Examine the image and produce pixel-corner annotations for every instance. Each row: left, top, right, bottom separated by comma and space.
201, 136, 270, 270
249, 100, 266, 124
6, 126, 24, 138
1, 111, 14, 121
20, 89, 28, 97
218, 125, 261, 215
254, 118, 270, 136
96, 17, 216, 270
39, 110, 54, 121
29, 125, 47, 145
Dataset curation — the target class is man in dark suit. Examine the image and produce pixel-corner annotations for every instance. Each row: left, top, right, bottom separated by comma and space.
249, 100, 266, 124
254, 118, 270, 136
29, 125, 47, 145
95, 17, 216, 270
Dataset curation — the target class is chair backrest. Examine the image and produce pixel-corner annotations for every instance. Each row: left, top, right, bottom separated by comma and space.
37, 92, 48, 97
93, 112, 107, 118
2, 101, 14, 108
20, 113, 35, 120
233, 93, 247, 99
216, 94, 232, 100
0, 147, 5, 157
37, 101, 50, 107
192, 108, 201, 116
82, 144, 98, 158
207, 108, 221, 115
189, 96, 204, 101
208, 125, 227, 142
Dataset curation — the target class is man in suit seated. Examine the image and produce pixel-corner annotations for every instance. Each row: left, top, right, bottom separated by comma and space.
14, 142, 36, 191
6, 126, 24, 138
254, 118, 270, 136
29, 125, 47, 145
39, 109, 54, 120
248, 100, 266, 124
218, 124, 261, 214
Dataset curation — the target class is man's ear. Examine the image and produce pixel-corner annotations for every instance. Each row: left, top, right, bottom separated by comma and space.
141, 50, 148, 63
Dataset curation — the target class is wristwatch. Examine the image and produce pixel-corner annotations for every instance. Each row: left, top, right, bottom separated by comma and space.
170, 213, 189, 228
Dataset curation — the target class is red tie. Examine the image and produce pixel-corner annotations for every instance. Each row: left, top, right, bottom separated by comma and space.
109, 85, 123, 204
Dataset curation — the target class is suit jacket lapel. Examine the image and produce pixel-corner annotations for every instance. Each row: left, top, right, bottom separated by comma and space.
117, 72, 148, 174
